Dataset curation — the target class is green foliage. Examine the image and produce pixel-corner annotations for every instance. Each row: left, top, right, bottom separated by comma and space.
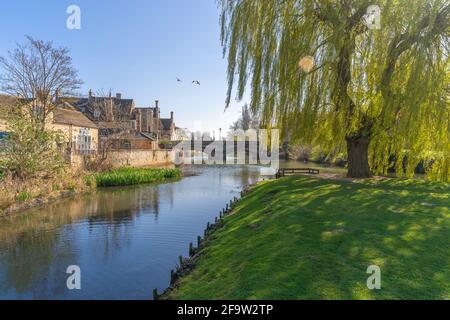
83, 174, 97, 188
169, 176, 450, 299
159, 139, 176, 149
220, 0, 449, 180
95, 167, 181, 187
311, 145, 328, 163
16, 191, 30, 202
0, 106, 65, 179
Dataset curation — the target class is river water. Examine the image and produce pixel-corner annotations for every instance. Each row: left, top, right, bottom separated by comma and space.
0, 165, 263, 299
0, 160, 343, 299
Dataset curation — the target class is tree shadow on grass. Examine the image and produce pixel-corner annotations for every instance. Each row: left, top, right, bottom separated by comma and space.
176, 176, 449, 300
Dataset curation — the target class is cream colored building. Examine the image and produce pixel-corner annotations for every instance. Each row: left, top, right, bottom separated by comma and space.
0, 94, 98, 153
50, 105, 99, 152
0, 94, 18, 133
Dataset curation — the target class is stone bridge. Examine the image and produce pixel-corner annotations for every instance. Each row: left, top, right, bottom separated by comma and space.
172, 140, 283, 163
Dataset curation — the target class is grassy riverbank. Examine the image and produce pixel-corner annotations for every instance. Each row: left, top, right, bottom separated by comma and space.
0, 170, 94, 216
95, 167, 181, 187
0, 167, 181, 216
167, 176, 449, 300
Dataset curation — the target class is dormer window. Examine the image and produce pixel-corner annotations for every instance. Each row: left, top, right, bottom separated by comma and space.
93, 110, 100, 119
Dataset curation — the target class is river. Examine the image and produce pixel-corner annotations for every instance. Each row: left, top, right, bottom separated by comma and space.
0, 165, 264, 299
0, 161, 343, 299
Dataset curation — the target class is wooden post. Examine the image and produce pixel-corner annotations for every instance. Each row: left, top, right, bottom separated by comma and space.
226, 204, 229, 212
189, 242, 193, 256
179, 255, 183, 267
207, 222, 210, 230
197, 235, 201, 247
153, 288, 158, 300
170, 269, 175, 284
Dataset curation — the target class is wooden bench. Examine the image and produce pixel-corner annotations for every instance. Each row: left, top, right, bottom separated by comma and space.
275, 168, 320, 178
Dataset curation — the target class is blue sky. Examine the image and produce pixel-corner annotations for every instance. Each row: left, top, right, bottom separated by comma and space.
0, 0, 246, 134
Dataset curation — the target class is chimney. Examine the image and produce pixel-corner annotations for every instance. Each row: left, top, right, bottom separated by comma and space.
170, 111, 173, 120
55, 89, 60, 102
155, 100, 159, 109
88, 89, 93, 98
116, 93, 122, 100
148, 109, 153, 132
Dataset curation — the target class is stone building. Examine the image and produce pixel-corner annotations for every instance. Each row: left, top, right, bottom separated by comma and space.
0, 94, 99, 154
68, 91, 178, 149
50, 103, 99, 154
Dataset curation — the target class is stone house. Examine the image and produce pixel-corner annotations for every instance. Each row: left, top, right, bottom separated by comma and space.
68, 91, 178, 149
0, 94, 21, 133
0, 94, 98, 154
50, 103, 99, 154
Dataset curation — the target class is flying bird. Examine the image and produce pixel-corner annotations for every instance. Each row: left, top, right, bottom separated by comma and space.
176, 77, 182, 82
192, 80, 200, 85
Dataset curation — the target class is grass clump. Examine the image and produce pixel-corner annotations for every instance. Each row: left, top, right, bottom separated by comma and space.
16, 191, 30, 202
168, 176, 449, 300
95, 167, 181, 187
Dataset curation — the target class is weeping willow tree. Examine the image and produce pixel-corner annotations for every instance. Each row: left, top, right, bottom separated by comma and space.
220, 0, 449, 180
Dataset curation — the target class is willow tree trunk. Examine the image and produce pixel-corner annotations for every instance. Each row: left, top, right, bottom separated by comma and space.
346, 135, 372, 178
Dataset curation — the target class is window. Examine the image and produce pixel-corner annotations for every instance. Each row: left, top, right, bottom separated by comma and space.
76, 128, 93, 151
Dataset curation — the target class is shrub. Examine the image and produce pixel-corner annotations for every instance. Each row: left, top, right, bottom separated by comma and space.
0, 109, 65, 179
310, 146, 328, 163
16, 191, 30, 202
288, 145, 312, 161
95, 167, 181, 187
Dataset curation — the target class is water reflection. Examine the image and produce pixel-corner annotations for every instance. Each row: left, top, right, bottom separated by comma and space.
0, 165, 261, 299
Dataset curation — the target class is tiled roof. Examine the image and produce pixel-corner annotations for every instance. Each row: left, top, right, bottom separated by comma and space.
70, 96, 134, 109
53, 107, 98, 129
0, 94, 20, 107
0, 95, 32, 116
160, 118, 173, 130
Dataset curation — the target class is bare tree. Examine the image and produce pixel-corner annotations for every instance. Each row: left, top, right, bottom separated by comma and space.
85, 90, 134, 163
229, 104, 260, 133
0, 36, 83, 128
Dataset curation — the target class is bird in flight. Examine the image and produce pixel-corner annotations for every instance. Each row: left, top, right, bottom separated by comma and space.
176, 77, 182, 82
192, 80, 201, 85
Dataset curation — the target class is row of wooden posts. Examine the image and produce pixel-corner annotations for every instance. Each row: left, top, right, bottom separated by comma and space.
153, 191, 247, 300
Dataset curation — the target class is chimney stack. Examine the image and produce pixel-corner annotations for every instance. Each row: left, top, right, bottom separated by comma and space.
88, 89, 93, 98
116, 93, 122, 100
155, 100, 159, 109
170, 111, 173, 120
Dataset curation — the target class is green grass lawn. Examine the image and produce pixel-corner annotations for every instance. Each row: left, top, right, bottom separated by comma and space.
168, 176, 449, 300
95, 167, 181, 187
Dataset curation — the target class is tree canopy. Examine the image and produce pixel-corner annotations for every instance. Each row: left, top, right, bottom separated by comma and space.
0, 36, 82, 127
220, 0, 449, 180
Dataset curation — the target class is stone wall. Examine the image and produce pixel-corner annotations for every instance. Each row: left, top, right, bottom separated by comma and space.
71, 149, 175, 169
